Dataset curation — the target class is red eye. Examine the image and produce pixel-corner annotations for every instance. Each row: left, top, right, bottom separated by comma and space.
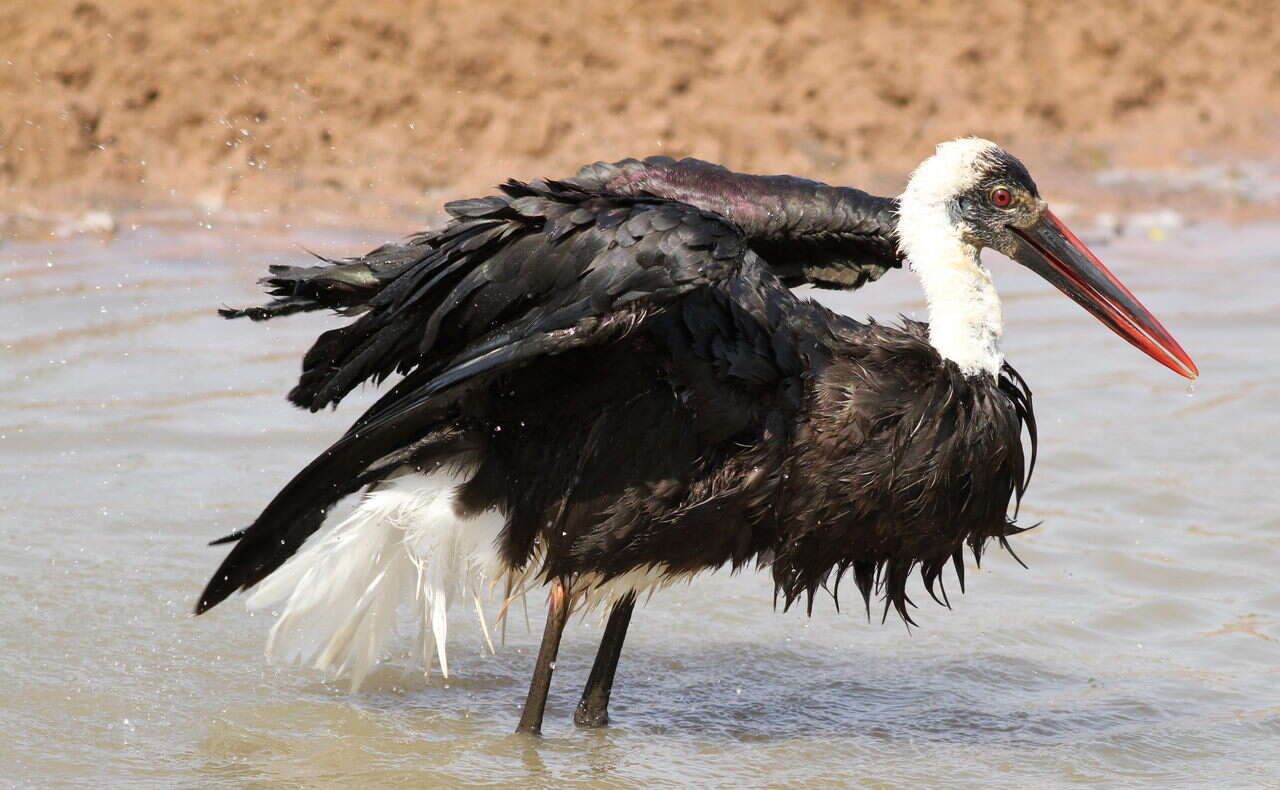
990, 187, 1013, 207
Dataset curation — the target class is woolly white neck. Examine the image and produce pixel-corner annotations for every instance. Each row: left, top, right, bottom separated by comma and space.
897, 139, 1004, 378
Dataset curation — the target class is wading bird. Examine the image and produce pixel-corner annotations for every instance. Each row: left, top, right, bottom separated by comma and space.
196, 139, 1196, 734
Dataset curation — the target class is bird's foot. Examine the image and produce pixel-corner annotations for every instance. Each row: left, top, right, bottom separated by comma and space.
573, 698, 610, 728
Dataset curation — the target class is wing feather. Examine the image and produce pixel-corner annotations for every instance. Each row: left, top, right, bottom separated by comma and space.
196, 183, 796, 614
220, 157, 900, 407
568, 155, 903, 288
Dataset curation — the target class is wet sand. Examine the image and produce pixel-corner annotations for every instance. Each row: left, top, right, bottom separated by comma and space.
5, 0, 1279, 225
2, 217, 1278, 788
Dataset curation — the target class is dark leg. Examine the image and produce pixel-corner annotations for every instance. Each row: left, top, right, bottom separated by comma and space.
574, 593, 636, 728
515, 578, 570, 735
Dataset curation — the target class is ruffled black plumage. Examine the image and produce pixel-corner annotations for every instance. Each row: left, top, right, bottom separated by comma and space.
218, 157, 902, 413
199, 177, 1035, 628
768, 327, 1037, 623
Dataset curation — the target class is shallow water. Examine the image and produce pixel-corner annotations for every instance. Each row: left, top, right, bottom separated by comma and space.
2, 219, 1278, 789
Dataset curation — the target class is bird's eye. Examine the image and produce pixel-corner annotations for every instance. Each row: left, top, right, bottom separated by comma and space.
990, 187, 1013, 207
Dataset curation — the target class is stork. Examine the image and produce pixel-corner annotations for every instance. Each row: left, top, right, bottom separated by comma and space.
196, 138, 1196, 734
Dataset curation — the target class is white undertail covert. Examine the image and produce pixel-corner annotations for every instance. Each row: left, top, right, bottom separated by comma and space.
897, 137, 1005, 378
245, 467, 509, 691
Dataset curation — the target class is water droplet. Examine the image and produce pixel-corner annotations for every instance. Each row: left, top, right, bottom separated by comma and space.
1185, 382, 1196, 396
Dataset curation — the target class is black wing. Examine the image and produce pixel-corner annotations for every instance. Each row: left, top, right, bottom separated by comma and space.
196, 181, 807, 614
220, 158, 899, 408
568, 156, 902, 289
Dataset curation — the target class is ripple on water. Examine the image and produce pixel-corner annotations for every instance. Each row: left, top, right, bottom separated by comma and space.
3, 222, 1280, 789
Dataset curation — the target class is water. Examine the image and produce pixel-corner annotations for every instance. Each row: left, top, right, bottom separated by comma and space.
3, 219, 1278, 788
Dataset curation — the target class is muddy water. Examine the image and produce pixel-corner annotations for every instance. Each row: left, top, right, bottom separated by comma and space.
2, 219, 1278, 789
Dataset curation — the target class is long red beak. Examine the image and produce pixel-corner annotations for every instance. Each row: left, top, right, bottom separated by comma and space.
1009, 209, 1198, 379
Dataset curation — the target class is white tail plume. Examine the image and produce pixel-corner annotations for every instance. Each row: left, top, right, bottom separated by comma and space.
245, 467, 508, 691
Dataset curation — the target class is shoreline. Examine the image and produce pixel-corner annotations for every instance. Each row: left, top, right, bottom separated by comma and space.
5, 1, 1278, 241
5, 144, 1276, 247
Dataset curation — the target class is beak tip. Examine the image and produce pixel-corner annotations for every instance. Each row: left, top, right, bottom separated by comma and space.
1172, 357, 1199, 379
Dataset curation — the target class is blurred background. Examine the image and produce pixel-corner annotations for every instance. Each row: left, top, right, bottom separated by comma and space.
3, 3, 1279, 789
3, 0, 1278, 231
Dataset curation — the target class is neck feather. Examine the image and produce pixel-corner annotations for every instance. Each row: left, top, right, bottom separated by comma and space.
898, 205, 1004, 378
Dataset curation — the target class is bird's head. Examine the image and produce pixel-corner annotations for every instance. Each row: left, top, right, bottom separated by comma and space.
898, 137, 1197, 379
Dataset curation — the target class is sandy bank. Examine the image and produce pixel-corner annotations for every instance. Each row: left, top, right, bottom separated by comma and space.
2, 0, 1278, 229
